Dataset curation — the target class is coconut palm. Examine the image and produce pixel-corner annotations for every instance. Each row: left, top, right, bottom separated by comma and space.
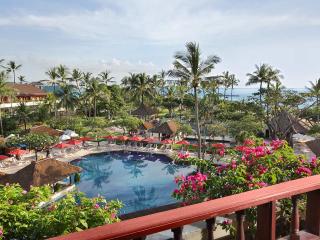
45, 67, 59, 93
122, 73, 155, 104
99, 69, 114, 85
229, 74, 239, 101
56, 64, 69, 83
55, 83, 78, 114
70, 69, 83, 93
246, 64, 282, 107
18, 75, 26, 84
16, 103, 31, 130
306, 78, 320, 123
85, 78, 110, 117
0, 71, 15, 135
6, 61, 22, 84
169, 42, 221, 157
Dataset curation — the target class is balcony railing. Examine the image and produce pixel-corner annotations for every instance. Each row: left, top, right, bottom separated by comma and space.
49, 175, 320, 240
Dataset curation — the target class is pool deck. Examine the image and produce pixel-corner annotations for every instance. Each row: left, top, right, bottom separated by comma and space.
0, 142, 206, 174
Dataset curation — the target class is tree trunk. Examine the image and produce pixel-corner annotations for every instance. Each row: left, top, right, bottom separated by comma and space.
259, 81, 263, 106
317, 96, 319, 123
194, 87, 202, 158
94, 98, 97, 117
231, 86, 233, 101
0, 107, 3, 136
13, 70, 16, 84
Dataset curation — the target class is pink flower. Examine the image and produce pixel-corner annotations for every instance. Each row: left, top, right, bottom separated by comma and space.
0, 228, 3, 236
222, 219, 232, 225
295, 166, 312, 176
110, 213, 116, 219
93, 203, 100, 209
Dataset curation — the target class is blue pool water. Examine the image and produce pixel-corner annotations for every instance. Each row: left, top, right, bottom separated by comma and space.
71, 151, 194, 214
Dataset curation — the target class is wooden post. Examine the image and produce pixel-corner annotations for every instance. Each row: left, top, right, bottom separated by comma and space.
206, 217, 216, 240
306, 190, 320, 236
256, 201, 276, 240
290, 195, 300, 240
172, 226, 183, 240
236, 210, 245, 240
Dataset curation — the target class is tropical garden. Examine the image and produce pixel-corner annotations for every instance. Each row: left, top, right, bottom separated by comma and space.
0, 42, 320, 239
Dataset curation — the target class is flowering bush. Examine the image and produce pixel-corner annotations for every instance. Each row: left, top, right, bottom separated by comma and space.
173, 139, 320, 237
0, 184, 122, 239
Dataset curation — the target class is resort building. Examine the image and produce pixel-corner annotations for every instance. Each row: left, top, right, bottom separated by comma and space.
0, 83, 47, 109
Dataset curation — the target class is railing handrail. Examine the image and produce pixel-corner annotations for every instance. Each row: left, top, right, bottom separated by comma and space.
49, 175, 320, 240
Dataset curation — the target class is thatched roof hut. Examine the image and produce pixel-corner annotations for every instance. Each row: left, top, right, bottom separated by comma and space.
139, 121, 154, 131
132, 104, 158, 118
30, 125, 63, 137
0, 159, 82, 190
268, 111, 311, 145
306, 138, 320, 157
152, 121, 179, 136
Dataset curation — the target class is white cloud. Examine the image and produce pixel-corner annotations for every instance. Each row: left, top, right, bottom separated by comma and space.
0, 0, 319, 44
3, 55, 159, 83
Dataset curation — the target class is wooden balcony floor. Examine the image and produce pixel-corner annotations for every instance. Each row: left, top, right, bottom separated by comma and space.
278, 231, 320, 240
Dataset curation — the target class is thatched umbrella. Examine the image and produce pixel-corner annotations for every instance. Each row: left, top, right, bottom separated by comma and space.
151, 121, 179, 139
0, 159, 82, 190
30, 125, 63, 137
306, 139, 320, 157
132, 104, 158, 119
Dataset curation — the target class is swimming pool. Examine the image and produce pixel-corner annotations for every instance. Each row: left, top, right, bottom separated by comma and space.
71, 151, 194, 214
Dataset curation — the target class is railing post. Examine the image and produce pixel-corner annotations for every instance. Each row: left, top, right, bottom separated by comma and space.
290, 195, 300, 240
305, 190, 320, 236
256, 201, 276, 240
236, 210, 245, 240
206, 217, 216, 240
172, 226, 183, 240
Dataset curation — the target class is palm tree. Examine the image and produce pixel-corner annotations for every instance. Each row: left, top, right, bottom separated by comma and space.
56, 64, 69, 83
16, 103, 31, 130
70, 69, 83, 93
99, 69, 114, 85
85, 78, 110, 117
221, 71, 232, 100
169, 42, 221, 157
122, 73, 155, 104
306, 78, 320, 123
18, 75, 26, 84
55, 83, 78, 114
6, 61, 22, 84
246, 64, 270, 105
229, 74, 239, 101
45, 67, 59, 93
0, 71, 15, 135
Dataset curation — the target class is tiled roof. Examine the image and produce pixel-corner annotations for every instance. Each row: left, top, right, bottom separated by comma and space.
6, 83, 47, 97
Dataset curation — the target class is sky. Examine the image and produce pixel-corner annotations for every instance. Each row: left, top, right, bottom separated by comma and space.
0, 0, 319, 88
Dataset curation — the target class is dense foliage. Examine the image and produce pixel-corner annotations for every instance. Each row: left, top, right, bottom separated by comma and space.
173, 139, 320, 237
0, 184, 122, 240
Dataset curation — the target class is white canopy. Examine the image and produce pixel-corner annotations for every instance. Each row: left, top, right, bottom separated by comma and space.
59, 134, 71, 141
64, 129, 79, 138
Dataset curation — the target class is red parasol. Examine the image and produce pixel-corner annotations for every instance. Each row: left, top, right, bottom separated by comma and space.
103, 135, 115, 140
78, 137, 93, 142
143, 137, 158, 143
53, 143, 72, 149
129, 136, 143, 142
176, 140, 190, 145
161, 139, 173, 144
117, 136, 129, 141
7, 149, 28, 156
66, 139, 82, 145
0, 155, 9, 160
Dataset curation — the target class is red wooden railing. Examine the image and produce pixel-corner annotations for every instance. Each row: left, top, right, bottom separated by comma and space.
50, 175, 320, 240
